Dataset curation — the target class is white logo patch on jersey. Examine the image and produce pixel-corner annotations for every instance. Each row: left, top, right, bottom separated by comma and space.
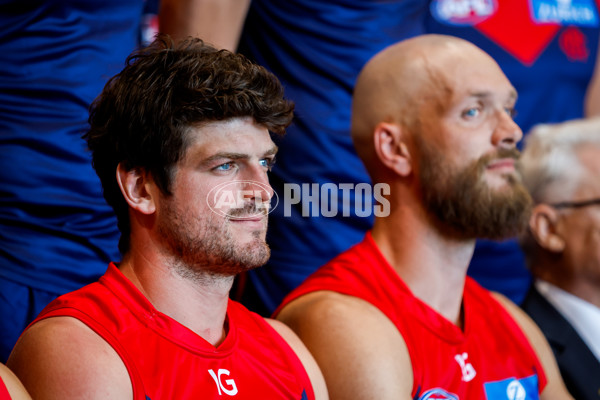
454, 352, 477, 382
208, 369, 239, 396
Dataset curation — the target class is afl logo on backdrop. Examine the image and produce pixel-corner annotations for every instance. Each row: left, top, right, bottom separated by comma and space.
430, 0, 498, 25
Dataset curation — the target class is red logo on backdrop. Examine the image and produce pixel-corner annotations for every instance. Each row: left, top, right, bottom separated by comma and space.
559, 27, 590, 61
475, 0, 561, 65
433, 0, 598, 65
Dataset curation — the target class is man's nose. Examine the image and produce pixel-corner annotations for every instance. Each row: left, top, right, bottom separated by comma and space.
492, 109, 522, 149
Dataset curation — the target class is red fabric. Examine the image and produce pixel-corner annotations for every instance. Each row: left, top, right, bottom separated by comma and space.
475, 0, 560, 65
31, 264, 314, 400
276, 232, 548, 398
0, 377, 10, 400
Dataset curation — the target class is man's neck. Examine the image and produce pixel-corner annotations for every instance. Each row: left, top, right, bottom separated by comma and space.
371, 207, 475, 327
535, 261, 600, 309
118, 250, 233, 346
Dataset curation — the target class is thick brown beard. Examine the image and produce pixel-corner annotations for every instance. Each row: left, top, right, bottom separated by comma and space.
417, 140, 533, 240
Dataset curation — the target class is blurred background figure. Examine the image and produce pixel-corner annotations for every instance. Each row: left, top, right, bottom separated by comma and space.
520, 117, 600, 400
0, 0, 158, 362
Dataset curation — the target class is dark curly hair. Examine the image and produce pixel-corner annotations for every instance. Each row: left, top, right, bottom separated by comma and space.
84, 35, 294, 254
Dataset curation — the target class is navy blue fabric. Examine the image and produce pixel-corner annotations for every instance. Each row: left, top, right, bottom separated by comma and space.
0, 0, 144, 358
0, 277, 59, 362
238, 0, 429, 314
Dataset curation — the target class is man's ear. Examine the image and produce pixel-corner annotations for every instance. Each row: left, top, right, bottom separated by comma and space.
116, 163, 156, 215
373, 122, 412, 177
529, 204, 565, 253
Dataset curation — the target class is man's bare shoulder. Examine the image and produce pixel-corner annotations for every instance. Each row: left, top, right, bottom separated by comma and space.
277, 290, 388, 332
277, 291, 414, 399
265, 318, 329, 399
7, 316, 133, 400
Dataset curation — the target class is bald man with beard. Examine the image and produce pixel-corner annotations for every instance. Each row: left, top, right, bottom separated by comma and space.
274, 35, 572, 399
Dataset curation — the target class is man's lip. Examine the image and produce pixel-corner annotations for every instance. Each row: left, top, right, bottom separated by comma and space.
228, 215, 266, 222
486, 158, 516, 170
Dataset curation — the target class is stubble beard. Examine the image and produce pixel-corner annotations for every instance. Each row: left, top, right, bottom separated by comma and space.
157, 200, 271, 282
417, 139, 533, 240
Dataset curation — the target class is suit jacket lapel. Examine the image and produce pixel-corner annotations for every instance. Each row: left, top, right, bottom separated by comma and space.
521, 285, 600, 400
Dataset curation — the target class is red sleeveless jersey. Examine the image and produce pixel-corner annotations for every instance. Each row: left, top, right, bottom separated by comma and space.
275, 233, 547, 400
31, 263, 313, 400
0, 376, 10, 400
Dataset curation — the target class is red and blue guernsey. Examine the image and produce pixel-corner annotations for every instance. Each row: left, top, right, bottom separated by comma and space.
275, 233, 548, 400
29, 264, 314, 400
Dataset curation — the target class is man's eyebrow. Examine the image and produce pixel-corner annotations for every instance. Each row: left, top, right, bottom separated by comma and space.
200, 145, 279, 165
263, 145, 278, 157
469, 89, 517, 101
202, 152, 249, 164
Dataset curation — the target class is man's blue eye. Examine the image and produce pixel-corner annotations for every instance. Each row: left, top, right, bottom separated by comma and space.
260, 158, 275, 170
216, 162, 233, 171
505, 108, 517, 118
463, 108, 479, 118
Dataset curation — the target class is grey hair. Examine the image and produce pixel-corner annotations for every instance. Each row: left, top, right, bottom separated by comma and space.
520, 117, 600, 204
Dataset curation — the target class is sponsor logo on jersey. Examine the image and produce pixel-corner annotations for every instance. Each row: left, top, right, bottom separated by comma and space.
418, 388, 460, 399
483, 374, 540, 400
530, 0, 599, 26
430, 0, 498, 25
454, 352, 477, 382
208, 369, 239, 396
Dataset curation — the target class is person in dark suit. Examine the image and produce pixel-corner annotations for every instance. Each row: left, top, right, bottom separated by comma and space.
520, 117, 600, 400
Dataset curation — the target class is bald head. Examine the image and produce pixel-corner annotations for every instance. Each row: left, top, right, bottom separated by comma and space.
351, 34, 511, 179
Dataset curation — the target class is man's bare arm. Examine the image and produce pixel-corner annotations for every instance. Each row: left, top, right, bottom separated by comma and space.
7, 317, 132, 400
585, 37, 600, 117
277, 291, 413, 400
492, 293, 574, 400
159, 0, 251, 51
266, 318, 329, 400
